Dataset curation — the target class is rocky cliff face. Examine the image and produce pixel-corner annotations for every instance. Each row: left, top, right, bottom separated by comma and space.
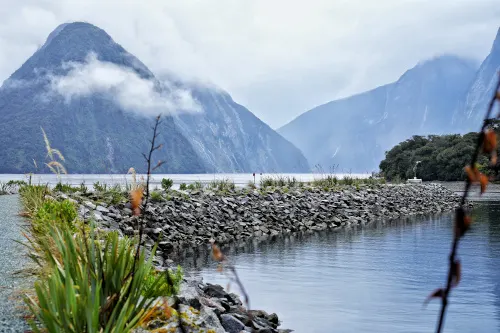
172, 84, 310, 173
278, 55, 478, 172
459, 28, 500, 130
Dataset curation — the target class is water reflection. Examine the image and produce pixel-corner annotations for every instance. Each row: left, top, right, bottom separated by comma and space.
183, 206, 500, 333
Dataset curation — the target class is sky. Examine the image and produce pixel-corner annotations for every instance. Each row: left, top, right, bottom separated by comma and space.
0, 1, 499, 128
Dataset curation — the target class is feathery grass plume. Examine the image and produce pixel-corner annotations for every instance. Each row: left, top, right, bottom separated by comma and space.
127, 167, 138, 190
41, 127, 67, 178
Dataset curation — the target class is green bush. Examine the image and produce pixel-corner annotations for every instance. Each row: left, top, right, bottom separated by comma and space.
25, 225, 177, 333
187, 181, 203, 191
32, 199, 77, 236
150, 191, 163, 202
161, 178, 173, 191
54, 182, 79, 193
179, 183, 187, 191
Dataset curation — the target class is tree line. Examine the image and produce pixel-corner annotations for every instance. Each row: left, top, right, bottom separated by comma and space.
379, 132, 498, 181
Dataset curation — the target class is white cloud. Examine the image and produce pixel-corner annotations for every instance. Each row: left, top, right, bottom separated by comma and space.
0, 0, 498, 127
49, 53, 202, 116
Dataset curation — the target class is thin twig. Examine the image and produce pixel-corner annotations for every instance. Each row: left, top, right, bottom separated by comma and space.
436, 76, 500, 333
123, 114, 163, 302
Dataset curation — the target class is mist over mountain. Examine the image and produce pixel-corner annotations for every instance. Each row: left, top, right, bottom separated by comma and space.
0, 22, 309, 174
278, 55, 481, 173
458, 28, 500, 130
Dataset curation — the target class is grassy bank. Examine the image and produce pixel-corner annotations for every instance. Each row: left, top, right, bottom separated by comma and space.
18, 183, 184, 332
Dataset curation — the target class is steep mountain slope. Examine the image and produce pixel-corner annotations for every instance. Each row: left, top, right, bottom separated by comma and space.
278, 55, 477, 172
0, 22, 309, 173
171, 83, 309, 173
459, 28, 500, 130
0, 22, 206, 174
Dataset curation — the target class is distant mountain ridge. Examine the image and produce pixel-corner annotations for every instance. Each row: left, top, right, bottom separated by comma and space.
279, 55, 479, 172
458, 28, 500, 130
0, 22, 309, 174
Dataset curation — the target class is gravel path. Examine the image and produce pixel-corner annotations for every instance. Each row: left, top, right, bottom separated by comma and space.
0, 195, 30, 332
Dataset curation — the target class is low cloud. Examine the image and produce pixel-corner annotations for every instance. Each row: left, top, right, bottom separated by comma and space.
49, 53, 202, 116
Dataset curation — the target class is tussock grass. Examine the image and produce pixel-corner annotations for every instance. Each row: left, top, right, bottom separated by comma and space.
19, 184, 49, 216
208, 178, 235, 192
260, 175, 300, 188
25, 222, 180, 332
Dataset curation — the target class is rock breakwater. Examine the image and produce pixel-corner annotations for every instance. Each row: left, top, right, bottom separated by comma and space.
71, 184, 460, 254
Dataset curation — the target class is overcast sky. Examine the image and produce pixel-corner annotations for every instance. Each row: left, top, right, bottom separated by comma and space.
0, 1, 499, 128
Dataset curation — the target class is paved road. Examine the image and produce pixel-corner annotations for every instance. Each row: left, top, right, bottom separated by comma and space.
0, 195, 30, 332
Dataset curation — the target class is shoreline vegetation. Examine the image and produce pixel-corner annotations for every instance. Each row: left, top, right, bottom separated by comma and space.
10, 175, 462, 332
4, 116, 464, 333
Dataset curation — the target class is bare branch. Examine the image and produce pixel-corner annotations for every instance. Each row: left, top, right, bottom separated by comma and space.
152, 161, 165, 171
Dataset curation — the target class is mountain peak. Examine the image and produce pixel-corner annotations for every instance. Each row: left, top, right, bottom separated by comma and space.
492, 27, 500, 52
41, 22, 112, 51
9, 21, 152, 81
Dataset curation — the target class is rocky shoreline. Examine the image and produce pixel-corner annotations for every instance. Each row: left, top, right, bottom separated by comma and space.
52, 184, 460, 332
133, 276, 289, 333
71, 184, 461, 255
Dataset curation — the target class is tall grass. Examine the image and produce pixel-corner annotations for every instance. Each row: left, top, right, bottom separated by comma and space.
25, 223, 178, 333
21, 115, 183, 332
260, 175, 300, 188
19, 184, 49, 216
208, 178, 235, 192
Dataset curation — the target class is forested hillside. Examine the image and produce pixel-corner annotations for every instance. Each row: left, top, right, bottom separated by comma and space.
379, 133, 498, 181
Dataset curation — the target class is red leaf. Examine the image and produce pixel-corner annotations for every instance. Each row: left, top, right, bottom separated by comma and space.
451, 260, 461, 287
464, 165, 479, 183
424, 288, 445, 307
212, 244, 224, 262
130, 188, 143, 216
482, 129, 497, 154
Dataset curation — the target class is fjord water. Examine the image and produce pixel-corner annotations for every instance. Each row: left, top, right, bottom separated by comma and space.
188, 203, 500, 333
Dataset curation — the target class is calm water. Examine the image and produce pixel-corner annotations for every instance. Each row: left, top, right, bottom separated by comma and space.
1, 188, 498, 332
184, 203, 500, 333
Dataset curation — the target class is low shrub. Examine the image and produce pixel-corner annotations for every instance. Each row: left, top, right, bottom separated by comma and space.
25, 225, 176, 333
179, 183, 187, 191
161, 178, 173, 191
150, 191, 163, 202
32, 199, 77, 237
53, 182, 80, 193
187, 181, 203, 191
